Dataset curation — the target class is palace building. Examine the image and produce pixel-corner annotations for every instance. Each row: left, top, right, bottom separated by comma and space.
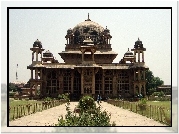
27, 14, 149, 100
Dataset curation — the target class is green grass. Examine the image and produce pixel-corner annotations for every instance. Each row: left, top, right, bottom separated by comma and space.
9, 98, 66, 121
9, 99, 41, 107
107, 100, 171, 126
9, 99, 43, 121
146, 101, 171, 109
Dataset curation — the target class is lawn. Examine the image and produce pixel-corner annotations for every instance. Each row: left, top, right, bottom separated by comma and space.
107, 99, 172, 126
146, 101, 171, 109
9, 99, 43, 121
9, 99, 42, 107
9, 98, 66, 121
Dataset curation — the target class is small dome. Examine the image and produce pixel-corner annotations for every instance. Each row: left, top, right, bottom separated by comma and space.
83, 37, 94, 45
134, 38, 143, 48
67, 28, 73, 35
45, 50, 52, 53
33, 39, 42, 48
124, 48, 133, 57
43, 50, 53, 57
104, 26, 110, 33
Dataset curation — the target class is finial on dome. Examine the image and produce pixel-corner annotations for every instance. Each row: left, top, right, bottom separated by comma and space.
106, 26, 107, 29
128, 48, 129, 51
138, 37, 140, 41
85, 13, 91, 21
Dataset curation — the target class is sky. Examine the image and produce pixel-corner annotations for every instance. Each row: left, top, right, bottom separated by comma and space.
1, 1, 177, 86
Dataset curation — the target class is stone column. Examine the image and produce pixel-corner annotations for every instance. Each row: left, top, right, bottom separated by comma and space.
92, 52, 94, 61
71, 70, 74, 94
143, 70, 146, 80
43, 71, 47, 96
92, 68, 95, 94
81, 68, 84, 94
82, 51, 84, 62
102, 70, 105, 95
35, 83, 37, 96
41, 51, 42, 63
35, 69, 38, 80
31, 69, 33, 79
138, 69, 140, 80
32, 52, 34, 61
142, 52, 144, 62
134, 51, 136, 62
138, 51, 140, 62
40, 69, 42, 80
139, 84, 141, 94
30, 83, 33, 98
133, 83, 136, 96
36, 50, 38, 61
144, 84, 146, 96
112, 75, 117, 97
134, 70, 136, 81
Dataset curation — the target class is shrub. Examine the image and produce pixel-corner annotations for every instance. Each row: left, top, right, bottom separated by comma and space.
78, 95, 96, 112
44, 97, 52, 101
55, 101, 115, 126
138, 98, 147, 111
9, 92, 16, 97
58, 94, 69, 101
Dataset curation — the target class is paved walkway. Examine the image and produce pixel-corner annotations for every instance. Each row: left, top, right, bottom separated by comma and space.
9, 101, 166, 126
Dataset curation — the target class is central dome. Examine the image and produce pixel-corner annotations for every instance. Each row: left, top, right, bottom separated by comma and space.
65, 14, 112, 47
73, 20, 104, 35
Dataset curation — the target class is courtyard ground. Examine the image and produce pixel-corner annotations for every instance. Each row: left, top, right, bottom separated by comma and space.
9, 101, 166, 126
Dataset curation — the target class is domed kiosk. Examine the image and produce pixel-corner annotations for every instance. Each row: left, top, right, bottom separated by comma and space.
27, 14, 149, 100
60, 14, 117, 64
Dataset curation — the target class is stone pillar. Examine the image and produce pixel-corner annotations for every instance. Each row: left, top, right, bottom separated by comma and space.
102, 70, 105, 95
35, 69, 38, 80
142, 52, 144, 62
36, 50, 38, 61
41, 51, 42, 63
112, 75, 117, 96
31, 69, 33, 79
82, 52, 84, 62
92, 52, 94, 61
138, 70, 140, 80
134, 70, 136, 81
144, 84, 146, 96
35, 83, 37, 96
133, 83, 136, 96
138, 51, 140, 62
143, 70, 146, 79
81, 69, 84, 94
134, 51, 136, 62
139, 84, 141, 94
92, 69, 95, 94
30, 83, 33, 97
71, 70, 74, 94
40, 69, 42, 80
32, 52, 34, 61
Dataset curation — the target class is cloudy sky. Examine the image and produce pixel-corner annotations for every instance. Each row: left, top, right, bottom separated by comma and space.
1, 1, 177, 87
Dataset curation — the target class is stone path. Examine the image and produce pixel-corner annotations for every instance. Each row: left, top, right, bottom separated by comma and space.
9, 101, 166, 126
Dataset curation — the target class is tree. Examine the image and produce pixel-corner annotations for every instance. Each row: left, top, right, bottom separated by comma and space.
145, 70, 164, 96
9, 83, 17, 92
